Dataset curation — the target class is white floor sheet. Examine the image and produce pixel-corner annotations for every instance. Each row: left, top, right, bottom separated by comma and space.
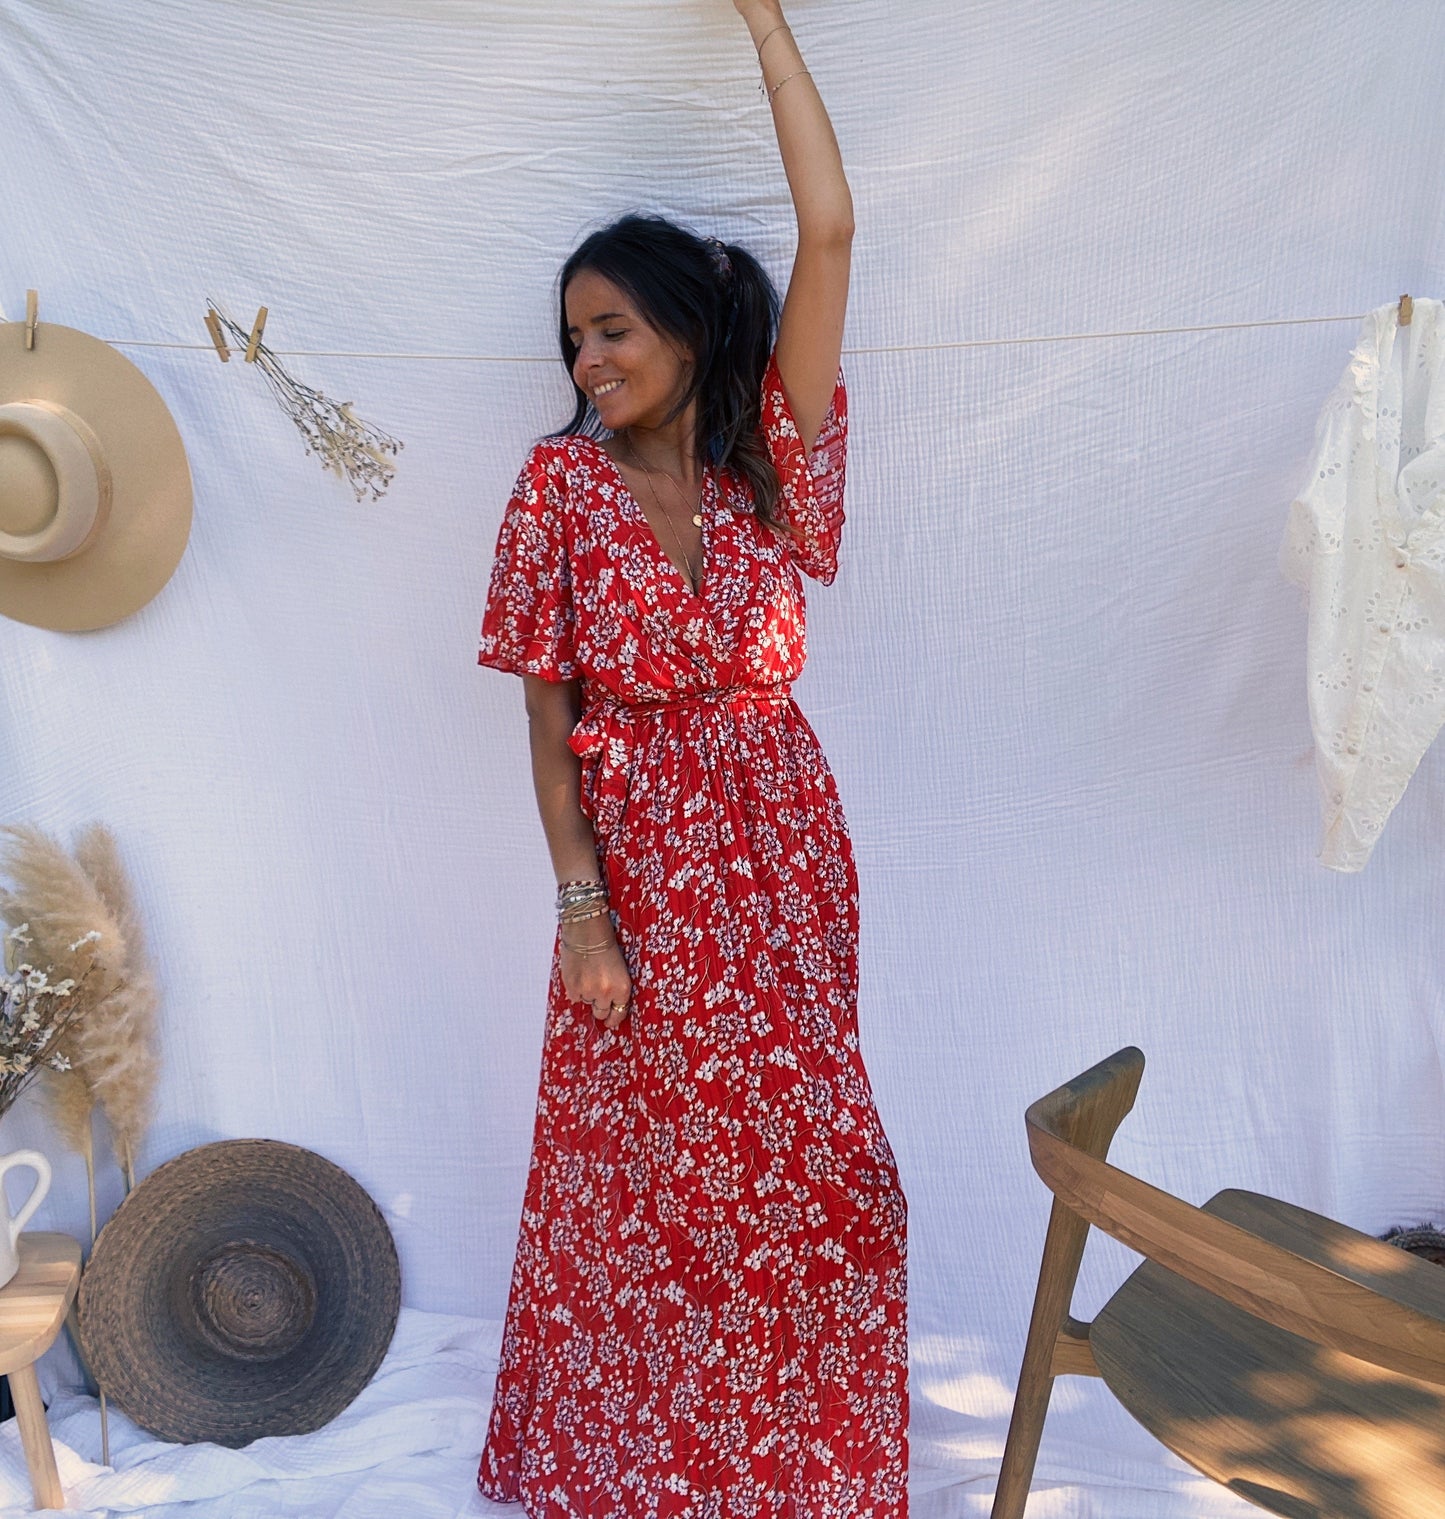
2, 0, 1445, 1514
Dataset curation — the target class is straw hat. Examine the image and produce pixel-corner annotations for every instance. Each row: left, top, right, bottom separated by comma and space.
78, 1139, 401, 1447
0, 318, 192, 631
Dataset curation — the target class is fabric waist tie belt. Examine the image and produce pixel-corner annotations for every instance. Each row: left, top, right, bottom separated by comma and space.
612, 684, 793, 720
567, 685, 793, 835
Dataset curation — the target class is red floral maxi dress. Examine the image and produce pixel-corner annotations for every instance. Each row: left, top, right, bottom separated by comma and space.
476, 357, 907, 1519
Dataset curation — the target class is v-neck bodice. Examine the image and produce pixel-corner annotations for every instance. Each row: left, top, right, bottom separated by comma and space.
580, 439, 714, 602
479, 353, 848, 714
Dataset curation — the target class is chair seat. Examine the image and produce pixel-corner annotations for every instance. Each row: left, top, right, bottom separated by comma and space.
1092, 1191, 1445, 1519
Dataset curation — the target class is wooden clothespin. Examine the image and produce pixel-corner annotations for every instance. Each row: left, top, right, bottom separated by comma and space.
244, 305, 268, 363
203, 309, 231, 362
24, 290, 37, 350
1399, 293, 1414, 327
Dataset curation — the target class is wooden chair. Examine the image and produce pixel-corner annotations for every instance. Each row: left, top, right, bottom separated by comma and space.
992, 1047, 1445, 1519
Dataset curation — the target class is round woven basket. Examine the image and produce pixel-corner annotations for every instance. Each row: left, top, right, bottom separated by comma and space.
1382, 1223, 1445, 1267
78, 1139, 401, 1447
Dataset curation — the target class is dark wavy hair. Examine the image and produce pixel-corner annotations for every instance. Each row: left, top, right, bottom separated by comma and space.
555, 213, 782, 525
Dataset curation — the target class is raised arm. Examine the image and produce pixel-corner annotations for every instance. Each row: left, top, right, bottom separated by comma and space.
736, 0, 854, 453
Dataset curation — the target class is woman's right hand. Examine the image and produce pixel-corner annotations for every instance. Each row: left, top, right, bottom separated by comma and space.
560, 925, 633, 1031
521, 675, 634, 1031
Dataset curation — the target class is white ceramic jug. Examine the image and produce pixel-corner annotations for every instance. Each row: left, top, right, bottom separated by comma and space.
0, 1151, 50, 1289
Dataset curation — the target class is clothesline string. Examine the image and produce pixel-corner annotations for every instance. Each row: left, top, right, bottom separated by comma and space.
87, 310, 1370, 363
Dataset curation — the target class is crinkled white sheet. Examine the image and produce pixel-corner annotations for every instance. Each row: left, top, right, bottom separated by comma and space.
2, 0, 1445, 1513
0, 1311, 507, 1518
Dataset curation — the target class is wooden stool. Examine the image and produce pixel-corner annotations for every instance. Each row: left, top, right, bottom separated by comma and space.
0, 1234, 81, 1511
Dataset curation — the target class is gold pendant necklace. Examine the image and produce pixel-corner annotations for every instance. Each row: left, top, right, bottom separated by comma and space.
624, 435, 705, 526
623, 436, 705, 591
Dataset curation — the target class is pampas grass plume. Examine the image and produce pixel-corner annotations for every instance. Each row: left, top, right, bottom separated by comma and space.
0, 825, 124, 989
70, 825, 160, 1191
41, 1066, 96, 1239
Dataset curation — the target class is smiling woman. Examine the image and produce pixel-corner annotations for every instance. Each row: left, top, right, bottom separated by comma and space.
555, 214, 790, 586
564, 258, 713, 589
475, 4, 907, 1516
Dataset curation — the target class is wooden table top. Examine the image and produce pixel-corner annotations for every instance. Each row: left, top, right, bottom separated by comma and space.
0, 1234, 81, 1377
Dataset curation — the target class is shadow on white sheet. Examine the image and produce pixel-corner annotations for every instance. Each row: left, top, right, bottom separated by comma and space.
0, 1310, 1257, 1517
0, 1309, 515, 1518
906, 1376, 1258, 1519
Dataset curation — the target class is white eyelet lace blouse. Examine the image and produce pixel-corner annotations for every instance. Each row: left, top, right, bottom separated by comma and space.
1282, 298, 1445, 871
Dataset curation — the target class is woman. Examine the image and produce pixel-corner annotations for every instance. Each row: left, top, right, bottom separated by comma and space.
477, 4, 907, 1513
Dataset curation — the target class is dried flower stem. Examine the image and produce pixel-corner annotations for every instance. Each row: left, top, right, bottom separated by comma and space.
207, 300, 403, 501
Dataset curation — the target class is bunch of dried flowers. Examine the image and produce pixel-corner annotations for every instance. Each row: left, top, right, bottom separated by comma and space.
206, 300, 404, 501
0, 924, 86, 1109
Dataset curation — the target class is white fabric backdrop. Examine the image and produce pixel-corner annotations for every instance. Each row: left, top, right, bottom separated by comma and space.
2, 0, 1445, 1513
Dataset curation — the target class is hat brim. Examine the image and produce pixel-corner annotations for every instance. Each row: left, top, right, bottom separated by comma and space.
78, 1140, 401, 1447
0, 321, 192, 632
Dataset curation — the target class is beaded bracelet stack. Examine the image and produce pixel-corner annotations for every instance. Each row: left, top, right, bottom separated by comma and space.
557, 879, 613, 956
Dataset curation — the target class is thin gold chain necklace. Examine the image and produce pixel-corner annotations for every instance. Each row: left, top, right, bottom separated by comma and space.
622, 435, 705, 592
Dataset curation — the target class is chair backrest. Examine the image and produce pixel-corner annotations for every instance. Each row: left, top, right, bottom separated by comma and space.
1029, 1047, 1445, 1386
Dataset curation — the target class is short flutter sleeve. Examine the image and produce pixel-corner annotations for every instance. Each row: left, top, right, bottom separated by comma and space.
760, 353, 848, 584
478, 444, 578, 681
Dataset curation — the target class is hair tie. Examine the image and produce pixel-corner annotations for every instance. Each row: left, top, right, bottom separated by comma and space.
704, 237, 734, 285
